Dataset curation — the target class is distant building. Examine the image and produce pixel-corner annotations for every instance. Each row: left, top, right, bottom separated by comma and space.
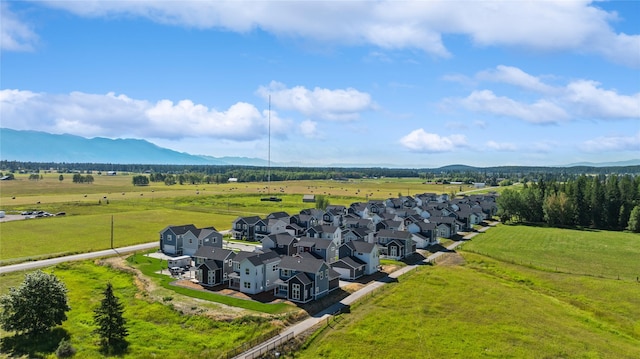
303, 194, 316, 203
228, 177, 238, 182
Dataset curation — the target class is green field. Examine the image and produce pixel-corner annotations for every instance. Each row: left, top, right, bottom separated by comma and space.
294, 224, 640, 358
461, 224, 640, 280
0, 174, 478, 264
0, 261, 279, 359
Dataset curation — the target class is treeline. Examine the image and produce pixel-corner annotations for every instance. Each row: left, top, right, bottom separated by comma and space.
2, 160, 639, 184
497, 174, 640, 232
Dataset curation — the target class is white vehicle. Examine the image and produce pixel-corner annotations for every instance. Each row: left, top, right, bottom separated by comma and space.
167, 255, 191, 269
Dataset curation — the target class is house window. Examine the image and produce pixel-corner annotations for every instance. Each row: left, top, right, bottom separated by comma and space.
167, 235, 173, 242
319, 271, 324, 280
228, 259, 232, 267
244, 282, 251, 289
189, 238, 193, 244
273, 264, 278, 272
292, 284, 300, 300
282, 269, 290, 277
245, 268, 250, 275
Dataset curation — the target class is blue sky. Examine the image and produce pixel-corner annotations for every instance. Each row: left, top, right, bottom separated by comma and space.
1, 1, 639, 167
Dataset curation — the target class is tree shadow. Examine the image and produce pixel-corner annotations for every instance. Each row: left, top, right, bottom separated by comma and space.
0, 327, 69, 358
98, 339, 129, 357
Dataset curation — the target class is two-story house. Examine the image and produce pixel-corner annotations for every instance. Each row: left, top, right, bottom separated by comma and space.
194, 247, 236, 287
274, 255, 339, 303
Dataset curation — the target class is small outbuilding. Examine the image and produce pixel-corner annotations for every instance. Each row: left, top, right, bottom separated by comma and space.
302, 194, 316, 203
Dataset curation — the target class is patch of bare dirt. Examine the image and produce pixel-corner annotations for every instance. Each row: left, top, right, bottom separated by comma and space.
95, 256, 268, 321
435, 252, 466, 267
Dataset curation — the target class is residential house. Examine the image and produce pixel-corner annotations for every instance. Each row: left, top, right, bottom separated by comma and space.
194, 247, 236, 287
296, 237, 339, 263
238, 250, 281, 295
159, 224, 222, 256
262, 233, 298, 256
375, 229, 416, 259
339, 240, 380, 275
231, 216, 268, 241
274, 255, 339, 303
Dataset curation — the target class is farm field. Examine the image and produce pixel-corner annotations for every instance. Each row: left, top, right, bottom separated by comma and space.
460, 224, 640, 280
0, 173, 487, 264
294, 224, 640, 358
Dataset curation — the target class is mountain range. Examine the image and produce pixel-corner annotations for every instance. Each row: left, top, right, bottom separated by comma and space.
1, 128, 638, 168
0, 128, 269, 166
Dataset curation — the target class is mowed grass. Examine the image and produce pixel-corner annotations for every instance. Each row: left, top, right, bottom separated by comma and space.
128, 253, 292, 314
0, 261, 277, 358
461, 224, 640, 280
297, 257, 640, 359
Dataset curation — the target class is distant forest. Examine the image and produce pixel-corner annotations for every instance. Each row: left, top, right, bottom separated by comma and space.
2, 161, 639, 185
497, 174, 640, 232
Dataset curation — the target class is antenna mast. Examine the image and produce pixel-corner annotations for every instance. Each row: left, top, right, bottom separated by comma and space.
268, 95, 271, 196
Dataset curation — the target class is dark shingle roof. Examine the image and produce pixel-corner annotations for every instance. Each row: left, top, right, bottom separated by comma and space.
279, 255, 325, 274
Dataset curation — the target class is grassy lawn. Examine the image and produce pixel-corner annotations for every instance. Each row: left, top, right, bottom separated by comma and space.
294, 225, 640, 358
296, 256, 640, 359
460, 224, 640, 280
0, 260, 279, 359
127, 253, 293, 314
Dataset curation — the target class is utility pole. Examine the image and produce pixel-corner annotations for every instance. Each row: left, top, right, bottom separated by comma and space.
110, 215, 114, 249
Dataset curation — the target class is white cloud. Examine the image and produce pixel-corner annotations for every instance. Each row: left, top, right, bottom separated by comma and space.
257, 81, 375, 121
451, 66, 640, 123
476, 65, 556, 94
486, 141, 518, 151
399, 129, 467, 153
0, 89, 269, 141
0, 3, 38, 51
565, 80, 640, 119
39, 0, 640, 67
457, 90, 569, 124
299, 120, 322, 139
581, 132, 640, 152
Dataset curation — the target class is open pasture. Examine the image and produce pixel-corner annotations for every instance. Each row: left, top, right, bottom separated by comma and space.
461, 224, 640, 280
0, 173, 476, 263
295, 226, 640, 358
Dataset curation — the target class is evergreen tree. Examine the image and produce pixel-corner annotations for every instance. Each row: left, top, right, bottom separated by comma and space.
93, 283, 128, 352
627, 205, 640, 233
0, 270, 70, 334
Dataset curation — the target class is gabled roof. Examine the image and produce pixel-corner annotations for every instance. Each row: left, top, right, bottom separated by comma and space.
193, 247, 235, 261
346, 240, 376, 254
279, 255, 326, 274
289, 272, 312, 286
308, 225, 340, 234
196, 227, 221, 239
244, 250, 281, 266
298, 237, 334, 249
332, 256, 366, 269
162, 224, 197, 235
267, 211, 290, 219
268, 233, 297, 246
233, 250, 258, 263
198, 259, 220, 270
233, 216, 263, 225
376, 229, 412, 240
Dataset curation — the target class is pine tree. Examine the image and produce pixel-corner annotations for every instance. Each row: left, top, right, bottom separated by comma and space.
93, 283, 128, 352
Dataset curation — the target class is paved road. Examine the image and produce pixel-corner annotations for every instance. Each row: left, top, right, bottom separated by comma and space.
0, 229, 259, 275
0, 242, 159, 274
235, 233, 474, 359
